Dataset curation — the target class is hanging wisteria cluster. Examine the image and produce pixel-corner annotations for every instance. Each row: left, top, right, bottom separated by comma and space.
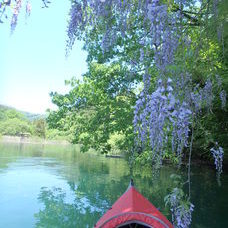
133, 76, 192, 164
11, 0, 23, 32
190, 79, 214, 113
220, 90, 226, 110
210, 143, 224, 177
165, 187, 194, 228
146, 0, 180, 72
132, 0, 196, 164
0, 0, 31, 32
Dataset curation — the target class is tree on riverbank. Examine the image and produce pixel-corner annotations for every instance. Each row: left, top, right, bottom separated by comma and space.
47, 63, 137, 154
0, 107, 33, 136
0, 105, 67, 140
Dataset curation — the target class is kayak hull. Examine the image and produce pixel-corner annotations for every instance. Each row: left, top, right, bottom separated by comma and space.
95, 181, 173, 228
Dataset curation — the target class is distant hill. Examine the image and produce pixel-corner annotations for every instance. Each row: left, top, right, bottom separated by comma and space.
0, 104, 46, 121
20, 111, 46, 121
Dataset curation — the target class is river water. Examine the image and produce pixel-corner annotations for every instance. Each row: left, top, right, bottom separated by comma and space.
0, 143, 227, 228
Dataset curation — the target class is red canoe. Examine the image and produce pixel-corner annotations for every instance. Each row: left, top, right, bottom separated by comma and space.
94, 180, 173, 228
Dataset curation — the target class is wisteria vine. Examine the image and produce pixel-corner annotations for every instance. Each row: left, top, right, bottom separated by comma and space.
165, 187, 194, 228
0, 0, 31, 32
210, 142, 224, 185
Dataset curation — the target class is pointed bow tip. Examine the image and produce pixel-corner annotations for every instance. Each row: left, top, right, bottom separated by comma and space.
130, 178, 134, 187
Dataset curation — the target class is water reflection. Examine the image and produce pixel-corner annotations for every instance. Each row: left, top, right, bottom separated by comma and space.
35, 187, 104, 228
0, 143, 228, 227
34, 168, 174, 227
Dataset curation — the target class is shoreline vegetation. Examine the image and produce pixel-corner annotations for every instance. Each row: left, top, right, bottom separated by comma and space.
0, 103, 226, 171
0, 135, 70, 145
1, 135, 227, 172
0, 105, 70, 144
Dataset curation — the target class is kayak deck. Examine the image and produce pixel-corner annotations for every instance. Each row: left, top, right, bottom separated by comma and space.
95, 180, 173, 228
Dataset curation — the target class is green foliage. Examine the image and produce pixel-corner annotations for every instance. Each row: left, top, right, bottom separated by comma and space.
47, 63, 136, 154
33, 119, 46, 139
0, 107, 32, 136
0, 105, 67, 140
46, 128, 68, 141
0, 118, 32, 136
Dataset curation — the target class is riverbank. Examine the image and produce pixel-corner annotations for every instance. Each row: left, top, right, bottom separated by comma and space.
1, 136, 227, 171
0, 135, 70, 145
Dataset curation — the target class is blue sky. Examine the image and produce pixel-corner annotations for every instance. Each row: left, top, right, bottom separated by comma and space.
0, 0, 88, 114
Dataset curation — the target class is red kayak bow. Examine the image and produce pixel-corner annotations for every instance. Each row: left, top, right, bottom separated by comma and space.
95, 180, 173, 228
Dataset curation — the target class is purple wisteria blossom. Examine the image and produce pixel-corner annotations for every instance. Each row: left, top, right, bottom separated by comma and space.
0, 0, 32, 30
220, 90, 226, 109
215, 74, 222, 87
171, 102, 192, 161
202, 79, 214, 109
26, 1, 31, 17
146, 0, 180, 71
174, 204, 194, 228
134, 77, 192, 164
134, 78, 170, 162
189, 79, 215, 113
165, 187, 194, 228
215, 75, 226, 109
67, 0, 181, 67
210, 143, 224, 176
190, 85, 202, 113
11, 0, 23, 33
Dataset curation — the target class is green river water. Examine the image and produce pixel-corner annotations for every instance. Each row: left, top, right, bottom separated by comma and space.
0, 143, 227, 228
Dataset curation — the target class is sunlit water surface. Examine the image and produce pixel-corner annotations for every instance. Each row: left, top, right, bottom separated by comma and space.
0, 143, 227, 228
